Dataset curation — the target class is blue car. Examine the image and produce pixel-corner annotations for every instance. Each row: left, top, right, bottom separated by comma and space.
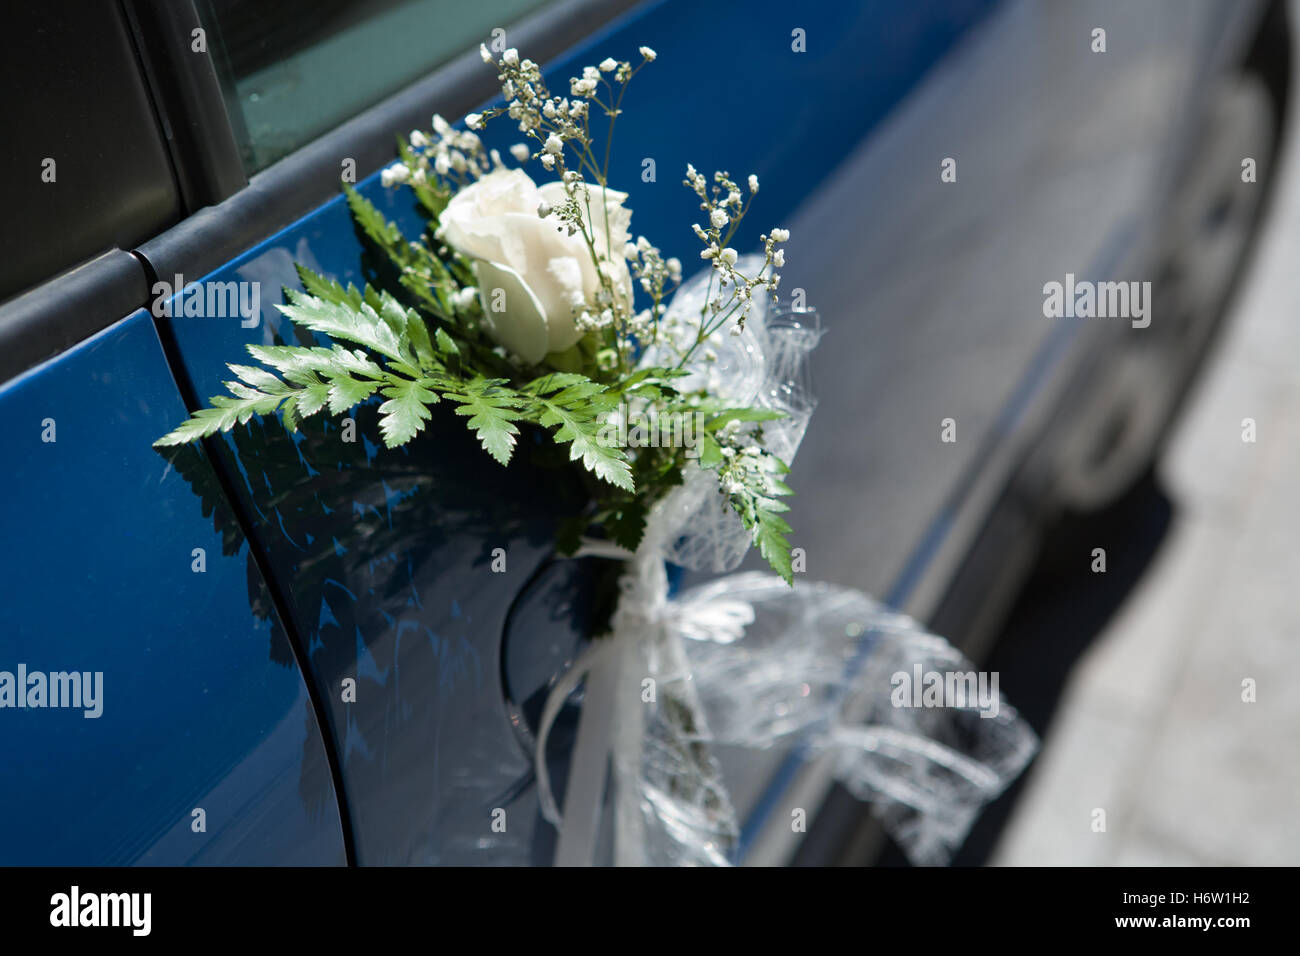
0, 0, 1287, 865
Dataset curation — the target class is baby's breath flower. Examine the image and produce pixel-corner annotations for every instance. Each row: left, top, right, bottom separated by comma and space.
451, 286, 478, 312
748, 174, 759, 193
770, 227, 790, 242
709, 208, 729, 229
510, 143, 530, 162
464, 112, 483, 130
639, 45, 657, 61
380, 162, 410, 187
599, 57, 618, 72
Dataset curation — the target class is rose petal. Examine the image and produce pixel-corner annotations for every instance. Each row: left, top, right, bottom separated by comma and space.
544, 257, 587, 353
472, 259, 551, 364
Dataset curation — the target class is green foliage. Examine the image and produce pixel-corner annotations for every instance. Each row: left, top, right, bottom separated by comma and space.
156, 265, 637, 493
155, 174, 802, 581
528, 375, 633, 492
712, 447, 796, 585
442, 377, 524, 465
377, 377, 438, 447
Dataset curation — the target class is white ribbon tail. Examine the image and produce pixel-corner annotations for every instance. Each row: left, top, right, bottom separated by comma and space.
535, 638, 621, 866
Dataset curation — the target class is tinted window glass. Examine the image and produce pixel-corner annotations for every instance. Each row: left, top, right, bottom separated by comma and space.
198, 0, 555, 173
0, 4, 180, 303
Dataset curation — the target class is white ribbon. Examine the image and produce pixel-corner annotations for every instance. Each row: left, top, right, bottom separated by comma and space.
530, 262, 1037, 865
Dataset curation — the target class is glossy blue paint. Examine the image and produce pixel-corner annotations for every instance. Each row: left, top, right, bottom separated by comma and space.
476, 0, 1000, 268
0, 311, 346, 865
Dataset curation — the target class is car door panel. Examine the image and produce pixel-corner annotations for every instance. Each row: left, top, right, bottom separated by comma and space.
0, 309, 346, 865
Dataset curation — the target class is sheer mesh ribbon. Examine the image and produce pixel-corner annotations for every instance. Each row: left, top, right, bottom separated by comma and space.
536, 261, 1037, 865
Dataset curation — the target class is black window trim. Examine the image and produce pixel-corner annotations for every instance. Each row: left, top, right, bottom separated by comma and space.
0, 251, 153, 385
122, 0, 248, 213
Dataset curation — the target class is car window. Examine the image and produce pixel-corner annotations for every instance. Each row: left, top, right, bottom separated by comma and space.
0, 4, 180, 304
197, 0, 557, 173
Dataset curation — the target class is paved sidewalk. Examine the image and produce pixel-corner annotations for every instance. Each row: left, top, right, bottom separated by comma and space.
993, 46, 1300, 867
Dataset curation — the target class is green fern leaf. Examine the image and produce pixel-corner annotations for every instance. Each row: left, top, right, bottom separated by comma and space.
377, 378, 439, 448
536, 398, 633, 491
444, 377, 525, 465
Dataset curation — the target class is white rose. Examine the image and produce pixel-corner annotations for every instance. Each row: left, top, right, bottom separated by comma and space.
439, 168, 634, 364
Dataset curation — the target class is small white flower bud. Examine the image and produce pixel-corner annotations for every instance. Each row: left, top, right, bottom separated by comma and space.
452, 286, 478, 311
465, 112, 483, 130
770, 227, 790, 242
639, 46, 657, 61
748, 174, 759, 193
380, 162, 410, 188
599, 57, 618, 72
510, 143, 530, 162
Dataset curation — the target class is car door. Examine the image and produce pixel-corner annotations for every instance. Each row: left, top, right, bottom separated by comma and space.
0, 4, 346, 864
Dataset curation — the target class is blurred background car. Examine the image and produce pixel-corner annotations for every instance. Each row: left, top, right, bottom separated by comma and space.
0, 0, 1288, 865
